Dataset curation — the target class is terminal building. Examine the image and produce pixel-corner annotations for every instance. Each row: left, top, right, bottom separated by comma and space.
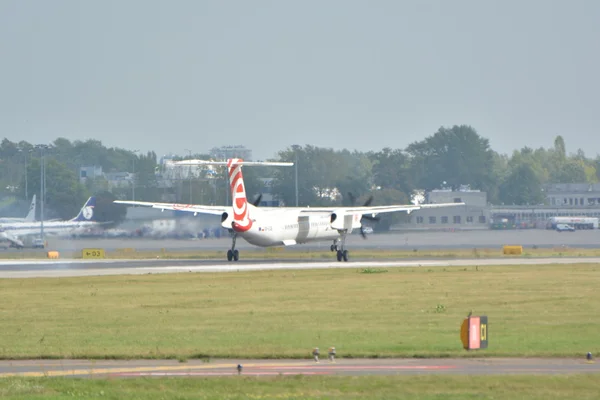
404, 188, 490, 230
402, 183, 600, 230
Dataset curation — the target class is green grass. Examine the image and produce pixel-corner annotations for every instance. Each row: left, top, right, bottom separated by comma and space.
5, 245, 600, 260
1, 375, 599, 399
0, 264, 599, 359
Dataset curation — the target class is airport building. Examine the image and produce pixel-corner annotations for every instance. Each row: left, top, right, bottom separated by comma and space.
402, 183, 600, 230
403, 189, 490, 230
544, 183, 600, 207
209, 145, 253, 161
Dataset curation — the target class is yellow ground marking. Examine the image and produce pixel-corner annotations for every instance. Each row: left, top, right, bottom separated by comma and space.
0, 362, 314, 378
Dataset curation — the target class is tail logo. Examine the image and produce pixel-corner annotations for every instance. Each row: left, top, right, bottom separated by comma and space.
82, 206, 94, 220
228, 158, 252, 232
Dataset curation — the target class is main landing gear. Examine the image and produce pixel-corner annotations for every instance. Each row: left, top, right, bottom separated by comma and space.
227, 233, 239, 262
330, 234, 349, 262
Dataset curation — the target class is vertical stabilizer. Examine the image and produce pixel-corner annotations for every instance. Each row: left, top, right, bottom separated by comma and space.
70, 197, 97, 222
227, 159, 252, 232
25, 194, 36, 222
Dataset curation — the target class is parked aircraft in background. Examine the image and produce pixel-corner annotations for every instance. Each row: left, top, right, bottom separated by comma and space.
116, 159, 465, 262
0, 195, 37, 223
0, 196, 99, 248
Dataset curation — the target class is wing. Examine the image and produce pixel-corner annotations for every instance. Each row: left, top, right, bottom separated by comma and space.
261, 202, 465, 216
344, 202, 466, 215
114, 201, 229, 216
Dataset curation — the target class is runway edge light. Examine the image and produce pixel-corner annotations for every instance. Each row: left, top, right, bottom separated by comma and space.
461, 315, 488, 350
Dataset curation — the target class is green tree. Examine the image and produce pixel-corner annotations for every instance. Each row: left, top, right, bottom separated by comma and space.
498, 162, 544, 205
551, 160, 587, 183
132, 152, 160, 201
93, 191, 127, 226
406, 125, 496, 193
23, 158, 89, 220
334, 150, 373, 205
273, 145, 340, 206
368, 148, 413, 195
554, 135, 566, 160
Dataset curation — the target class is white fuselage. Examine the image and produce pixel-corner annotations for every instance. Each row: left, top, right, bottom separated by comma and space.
233, 208, 344, 247
0, 220, 98, 238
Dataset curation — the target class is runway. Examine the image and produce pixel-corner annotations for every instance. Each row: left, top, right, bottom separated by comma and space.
0, 358, 597, 377
1, 256, 600, 278
4, 228, 600, 254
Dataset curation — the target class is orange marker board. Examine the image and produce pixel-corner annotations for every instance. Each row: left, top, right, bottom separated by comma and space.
461, 316, 488, 350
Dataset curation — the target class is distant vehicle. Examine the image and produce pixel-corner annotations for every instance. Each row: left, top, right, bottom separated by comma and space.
547, 217, 598, 230
32, 238, 45, 248
555, 224, 575, 232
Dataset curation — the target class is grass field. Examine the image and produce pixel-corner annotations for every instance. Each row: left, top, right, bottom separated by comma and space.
0, 375, 599, 400
0, 264, 599, 359
3, 245, 600, 260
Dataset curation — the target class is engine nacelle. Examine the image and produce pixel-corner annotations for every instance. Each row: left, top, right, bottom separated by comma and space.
220, 212, 234, 229
330, 211, 362, 231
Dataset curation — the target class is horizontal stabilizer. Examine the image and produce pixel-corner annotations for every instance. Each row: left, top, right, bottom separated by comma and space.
169, 159, 293, 167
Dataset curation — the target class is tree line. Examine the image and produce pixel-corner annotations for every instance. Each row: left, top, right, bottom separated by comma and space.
1, 125, 598, 224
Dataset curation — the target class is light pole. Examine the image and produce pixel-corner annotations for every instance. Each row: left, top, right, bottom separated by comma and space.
184, 149, 193, 203
295, 151, 299, 207
35, 144, 50, 241
131, 150, 140, 201
293, 145, 300, 206
18, 148, 29, 200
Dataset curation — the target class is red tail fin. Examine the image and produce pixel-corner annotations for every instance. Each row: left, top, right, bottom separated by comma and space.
227, 158, 252, 232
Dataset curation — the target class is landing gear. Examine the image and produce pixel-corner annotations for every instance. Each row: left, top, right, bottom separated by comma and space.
227, 234, 239, 262
336, 250, 349, 262
333, 235, 349, 262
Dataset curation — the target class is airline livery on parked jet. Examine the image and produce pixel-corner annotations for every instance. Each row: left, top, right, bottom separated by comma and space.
115, 159, 464, 262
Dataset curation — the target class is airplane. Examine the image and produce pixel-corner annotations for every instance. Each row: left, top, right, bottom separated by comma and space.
115, 158, 465, 262
0, 194, 37, 223
0, 196, 99, 248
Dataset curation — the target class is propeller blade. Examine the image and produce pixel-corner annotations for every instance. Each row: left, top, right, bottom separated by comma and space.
360, 226, 367, 239
252, 194, 263, 207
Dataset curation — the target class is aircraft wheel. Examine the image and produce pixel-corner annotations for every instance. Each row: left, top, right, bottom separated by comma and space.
233, 249, 239, 261
336, 250, 343, 262
330, 244, 335, 252
342, 250, 349, 262
227, 250, 233, 261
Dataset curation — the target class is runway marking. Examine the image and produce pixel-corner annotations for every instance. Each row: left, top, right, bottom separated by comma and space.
113, 372, 329, 376
0, 362, 456, 378
0, 362, 316, 378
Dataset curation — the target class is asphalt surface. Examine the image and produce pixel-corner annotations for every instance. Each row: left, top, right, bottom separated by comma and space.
0, 358, 597, 377
3, 229, 599, 254
1, 256, 599, 278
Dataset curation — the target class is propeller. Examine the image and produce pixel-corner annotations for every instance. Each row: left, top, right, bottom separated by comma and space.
252, 194, 263, 207
347, 192, 380, 239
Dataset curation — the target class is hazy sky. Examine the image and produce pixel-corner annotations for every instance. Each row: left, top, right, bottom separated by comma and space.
1, 0, 599, 160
